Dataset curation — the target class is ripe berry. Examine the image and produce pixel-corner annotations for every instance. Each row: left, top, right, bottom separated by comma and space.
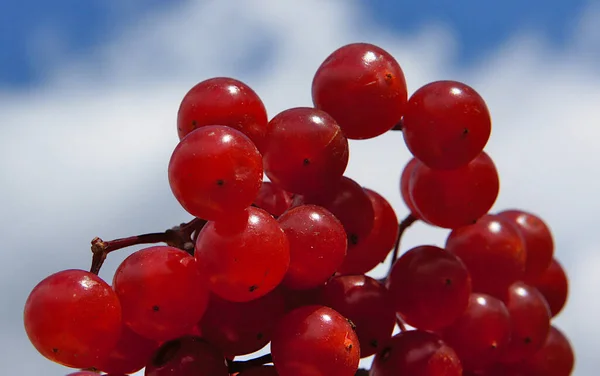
402, 80, 491, 170
312, 42, 408, 139
24, 269, 121, 369
168, 125, 263, 221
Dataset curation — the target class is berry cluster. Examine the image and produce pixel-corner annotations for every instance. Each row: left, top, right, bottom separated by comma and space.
23, 42, 574, 376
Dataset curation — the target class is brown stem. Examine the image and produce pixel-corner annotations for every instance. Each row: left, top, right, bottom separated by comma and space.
89, 218, 206, 275
387, 213, 418, 276
227, 353, 273, 373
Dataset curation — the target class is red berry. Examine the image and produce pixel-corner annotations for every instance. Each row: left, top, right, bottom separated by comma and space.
168, 125, 263, 220
402, 80, 491, 170
113, 246, 210, 342
263, 107, 349, 195
145, 336, 229, 376
271, 305, 360, 376
516, 325, 575, 376
441, 293, 512, 371
24, 269, 121, 369
312, 43, 408, 139
95, 323, 159, 375
399, 157, 422, 219
278, 204, 347, 289
409, 151, 500, 229
199, 289, 286, 356
253, 181, 293, 217
500, 282, 551, 363
386, 245, 472, 330
195, 206, 290, 302
321, 275, 396, 357
370, 330, 463, 376
338, 188, 399, 275
445, 214, 526, 297
497, 210, 554, 282
302, 176, 375, 251
531, 258, 569, 317
177, 77, 268, 151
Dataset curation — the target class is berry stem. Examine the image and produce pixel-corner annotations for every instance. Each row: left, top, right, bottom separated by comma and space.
89, 217, 207, 274
388, 213, 418, 274
227, 353, 273, 373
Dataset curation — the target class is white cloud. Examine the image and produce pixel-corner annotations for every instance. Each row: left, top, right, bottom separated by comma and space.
1, 0, 598, 374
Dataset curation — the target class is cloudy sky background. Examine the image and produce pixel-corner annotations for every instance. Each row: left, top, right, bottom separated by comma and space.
1, 0, 598, 374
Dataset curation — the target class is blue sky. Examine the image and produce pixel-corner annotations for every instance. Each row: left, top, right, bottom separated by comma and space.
1, 1, 598, 375
0, 0, 592, 87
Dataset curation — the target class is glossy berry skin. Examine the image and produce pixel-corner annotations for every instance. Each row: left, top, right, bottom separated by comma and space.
402, 80, 491, 170
271, 305, 360, 376
278, 205, 347, 289
145, 336, 229, 376
177, 77, 269, 151
409, 151, 500, 229
440, 293, 512, 371
445, 214, 526, 298
301, 176, 375, 251
113, 246, 210, 342
312, 43, 408, 139
24, 269, 121, 369
386, 245, 472, 331
321, 275, 396, 357
532, 258, 568, 317
195, 206, 290, 302
399, 157, 422, 219
263, 107, 349, 195
497, 210, 554, 282
338, 188, 399, 275
515, 325, 575, 376
96, 323, 159, 374
500, 282, 551, 363
199, 289, 286, 356
253, 181, 293, 217
370, 330, 462, 376
168, 125, 263, 221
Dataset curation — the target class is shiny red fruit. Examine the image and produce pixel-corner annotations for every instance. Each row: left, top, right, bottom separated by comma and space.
145, 336, 228, 376
445, 214, 526, 297
168, 125, 263, 221
113, 246, 210, 342
399, 157, 422, 219
177, 77, 268, 151
312, 42, 408, 139
500, 282, 551, 363
271, 305, 360, 376
497, 210, 554, 282
96, 324, 159, 374
278, 205, 347, 289
370, 330, 462, 376
516, 325, 575, 376
199, 289, 286, 356
402, 80, 491, 170
532, 258, 569, 317
301, 176, 375, 252
24, 269, 121, 369
338, 188, 399, 275
386, 245, 472, 331
441, 293, 512, 371
263, 107, 349, 195
409, 151, 500, 229
195, 206, 290, 302
321, 275, 396, 357
253, 181, 293, 217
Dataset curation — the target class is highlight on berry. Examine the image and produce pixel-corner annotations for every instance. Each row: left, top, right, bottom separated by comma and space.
24, 42, 574, 376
